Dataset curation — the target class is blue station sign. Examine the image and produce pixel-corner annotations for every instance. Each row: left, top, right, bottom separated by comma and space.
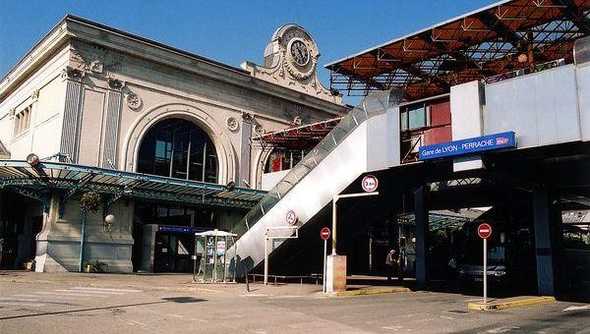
418, 131, 516, 161
158, 225, 203, 234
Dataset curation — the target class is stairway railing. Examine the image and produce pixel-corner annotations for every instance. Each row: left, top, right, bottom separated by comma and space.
231, 89, 403, 237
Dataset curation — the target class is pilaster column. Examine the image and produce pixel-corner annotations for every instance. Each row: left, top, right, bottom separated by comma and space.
239, 113, 254, 187
101, 79, 123, 169
60, 67, 84, 162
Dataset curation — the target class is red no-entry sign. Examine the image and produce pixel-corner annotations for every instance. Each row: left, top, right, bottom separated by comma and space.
320, 227, 331, 240
477, 223, 492, 239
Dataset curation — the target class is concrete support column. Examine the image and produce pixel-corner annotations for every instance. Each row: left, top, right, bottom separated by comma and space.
533, 187, 557, 296
414, 186, 429, 289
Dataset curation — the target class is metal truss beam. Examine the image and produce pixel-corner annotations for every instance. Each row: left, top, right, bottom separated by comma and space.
331, 66, 386, 91
477, 11, 524, 49
556, 0, 590, 34
397, 62, 450, 90
374, 47, 450, 90
63, 172, 95, 202
418, 33, 482, 71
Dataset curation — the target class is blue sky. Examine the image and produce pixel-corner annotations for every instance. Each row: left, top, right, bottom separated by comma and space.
0, 0, 495, 104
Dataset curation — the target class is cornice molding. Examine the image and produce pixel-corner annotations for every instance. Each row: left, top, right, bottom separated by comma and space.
1, 16, 346, 116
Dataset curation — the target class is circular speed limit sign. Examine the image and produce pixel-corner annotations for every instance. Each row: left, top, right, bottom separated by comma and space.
362, 175, 379, 193
286, 210, 298, 225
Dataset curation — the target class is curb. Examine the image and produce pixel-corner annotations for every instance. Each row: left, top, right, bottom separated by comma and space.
468, 296, 556, 311
335, 287, 411, 297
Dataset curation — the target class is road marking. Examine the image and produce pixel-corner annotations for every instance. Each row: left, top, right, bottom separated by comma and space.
382, 325, 403, 331
269, 295, 303, 299
71, 287, 142, 293
563, 305, 590, 312
12, 294, 43, 298
0, 302, 46, 307
127, 320, 147, 327
54, 289, 125, 295
486, 326, 520, 333
0, 297, 42, 302
28, 293, 88, 299
34, 291, 108, 298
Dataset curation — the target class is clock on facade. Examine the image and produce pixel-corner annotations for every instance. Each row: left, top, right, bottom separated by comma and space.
289, 40, 310, 67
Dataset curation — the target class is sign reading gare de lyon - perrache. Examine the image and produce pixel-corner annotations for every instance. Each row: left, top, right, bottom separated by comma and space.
418, 131, 516, 161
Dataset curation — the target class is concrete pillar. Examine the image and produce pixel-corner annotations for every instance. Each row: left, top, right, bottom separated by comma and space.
326, 254, 347, 293
533, 187, 556, 296
415, 186, 429, 289
140, 224, 158, 272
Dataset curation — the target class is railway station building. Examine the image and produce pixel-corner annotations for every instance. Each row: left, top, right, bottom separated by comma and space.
0, 16, 344, 273
1, 0, 590, 299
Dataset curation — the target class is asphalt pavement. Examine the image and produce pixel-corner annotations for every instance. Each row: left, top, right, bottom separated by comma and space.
0, 271, 589, 334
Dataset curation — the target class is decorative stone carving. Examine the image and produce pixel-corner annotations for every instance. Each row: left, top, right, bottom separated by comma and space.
30, 89, 39, 102
8, 108, 16, 119
242, 112, 254, 123
108, 78, 124, 90
240, 24, 342, 105
61, 66, 84, 81
90, 60, 104, 74
226, 116, 240, 132
292, 116, 303, 126
125, 92, 142, 111
254, 123, 265, 135
69, 42, 123, 78
284, 38, 316, 80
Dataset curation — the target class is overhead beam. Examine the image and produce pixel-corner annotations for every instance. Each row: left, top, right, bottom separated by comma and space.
417, 33, 481, 70
332, 66, 386, 90
375, 47, 450, 90
397, 63, 450, 90
556, 0, 590, 34
478, 11, 524, 49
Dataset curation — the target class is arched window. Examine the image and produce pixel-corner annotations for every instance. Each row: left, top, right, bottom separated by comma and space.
264, 148, 307, 173
137, 118, 218, 183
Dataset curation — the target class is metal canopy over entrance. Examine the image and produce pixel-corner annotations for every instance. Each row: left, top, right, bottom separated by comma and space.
0, 160, 265, 209
252, 117, 343, 150
326, 0, 590, 100
398, 209, 487, 232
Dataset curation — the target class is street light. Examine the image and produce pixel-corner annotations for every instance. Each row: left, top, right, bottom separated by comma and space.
26, 153, 39, 166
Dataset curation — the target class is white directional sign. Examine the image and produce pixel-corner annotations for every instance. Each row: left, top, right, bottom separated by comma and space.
362, 175, 379, 193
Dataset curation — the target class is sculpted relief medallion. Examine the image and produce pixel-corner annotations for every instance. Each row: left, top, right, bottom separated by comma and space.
126, 92, 142, 111
226, 116, 240, 132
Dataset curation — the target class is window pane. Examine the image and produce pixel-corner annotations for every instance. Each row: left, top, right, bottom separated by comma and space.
400, 112, 408, 131
408, 104, 426, 129
137, 118, 218, 183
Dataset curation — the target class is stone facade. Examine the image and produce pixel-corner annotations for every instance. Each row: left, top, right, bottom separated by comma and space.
0, 16, 345, 272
